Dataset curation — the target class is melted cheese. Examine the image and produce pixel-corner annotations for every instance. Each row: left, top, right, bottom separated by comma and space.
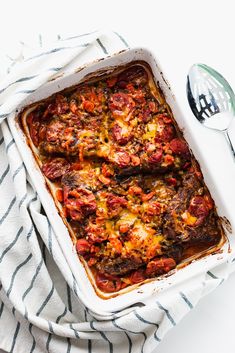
118, 210, 137, 226
97, 143, 111, 158
131, 220, 154, 241
143, 123, 157, 140
124, 226, 163, 256
79, 130, 94, 139
181, 211, 197, 226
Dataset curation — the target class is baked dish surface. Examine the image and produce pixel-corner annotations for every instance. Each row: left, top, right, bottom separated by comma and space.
20, 62, 224, 295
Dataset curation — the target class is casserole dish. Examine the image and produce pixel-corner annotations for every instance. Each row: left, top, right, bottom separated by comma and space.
8, 48, 235, 314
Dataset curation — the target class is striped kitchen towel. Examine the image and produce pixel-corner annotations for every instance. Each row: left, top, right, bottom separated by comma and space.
0, 30, 234, 353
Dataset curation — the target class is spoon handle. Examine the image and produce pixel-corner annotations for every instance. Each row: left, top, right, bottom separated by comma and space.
224, 130, 235, 158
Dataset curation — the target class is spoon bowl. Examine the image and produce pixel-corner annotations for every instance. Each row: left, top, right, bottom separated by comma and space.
187, 64, 235, 156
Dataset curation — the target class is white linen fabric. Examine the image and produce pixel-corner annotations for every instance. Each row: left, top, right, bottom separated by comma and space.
0, 31, 234, 353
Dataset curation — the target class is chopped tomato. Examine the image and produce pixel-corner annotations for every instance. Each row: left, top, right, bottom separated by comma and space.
188, 195, 212, 225
128, 186, 142, 195
109, 237, 123, 253
56, 189, 63, 202
46, 120, 64, 143
157, 113, 172, 124
90, 245, 100, 254
159, 124, 175, 142
107, 194, 127, 217
164, 154, 175, 165
112, 124, 132, 145
87, 257, 97, 266
145, 201, 162, 216
115, 151, 131, 168
64, 187, 97, 221
165, 177, 177, 186
42, 158, 70, 180
109, 92, 135, 114
146, 258, 176, 276
96, 273, 122, 293
130, 269, 146, 284
70, 99, 78, 114
76, 239, 91, 256
102, 164, 114, 177
189, 196, 209, 217
71, 162, 82, 171
86, 223, 107, 243
170, 138, 189, 156
98, 174, 111, 185
148, 101, 158, 113
131, 155, 140, 166
148, 149, 163, 164
145, 142, 156, 153
141, 191, 155, 202
83, 100, 95, 113
119, 224, 130, 233
79, 145, 84, 162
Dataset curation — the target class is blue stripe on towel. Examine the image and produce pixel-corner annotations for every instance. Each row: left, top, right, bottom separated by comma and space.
96, 38, 108, 54
36, 283, 54, 316
0, 226, 23, 263
6, 253, 33, 297
9, 322, 20, 353
156, 301, 176, 326
179, 291, 193, 309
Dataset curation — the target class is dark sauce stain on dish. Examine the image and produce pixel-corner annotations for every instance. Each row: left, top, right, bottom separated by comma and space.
221, 216, 232, 233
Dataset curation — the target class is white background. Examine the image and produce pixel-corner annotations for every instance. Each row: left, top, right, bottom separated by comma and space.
0, 0, 235, 352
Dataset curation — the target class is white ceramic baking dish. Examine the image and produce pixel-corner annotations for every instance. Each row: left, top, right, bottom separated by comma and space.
8, 48, 235, 315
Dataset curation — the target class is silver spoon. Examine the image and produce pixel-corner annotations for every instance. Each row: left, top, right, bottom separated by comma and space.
187, 63, 235, 157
